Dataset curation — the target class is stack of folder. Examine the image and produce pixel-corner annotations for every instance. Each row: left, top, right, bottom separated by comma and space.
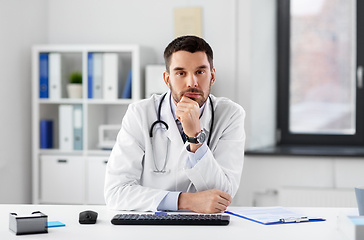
39, 53, 62, 99
40, 120, 53, 149
59, 105, 83, 151
40, 52, 132, 100
87, 53, 132, 99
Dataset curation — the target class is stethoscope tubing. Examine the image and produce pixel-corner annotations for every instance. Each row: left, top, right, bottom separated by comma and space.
149, 93, 169, 138
149, 92, 214, 173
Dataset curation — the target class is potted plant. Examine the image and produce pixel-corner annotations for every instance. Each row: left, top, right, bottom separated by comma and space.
67, 71, 82, 98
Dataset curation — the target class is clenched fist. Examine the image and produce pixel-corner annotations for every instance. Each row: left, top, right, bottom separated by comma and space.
178, 189, 232, 213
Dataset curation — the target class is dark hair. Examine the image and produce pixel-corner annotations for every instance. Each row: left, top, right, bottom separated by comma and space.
163, 35, 214, 72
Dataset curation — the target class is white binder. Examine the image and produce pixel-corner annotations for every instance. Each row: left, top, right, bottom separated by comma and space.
73, 105, 83, 150
103, 53, 118, 99
49, 53, 61, 99
145, 65, 168, 97
93, 53, 103, 98
59, 105, 73, 151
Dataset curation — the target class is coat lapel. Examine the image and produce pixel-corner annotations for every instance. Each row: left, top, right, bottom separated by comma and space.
199, 95, 213, 141
161, 91, 185, 146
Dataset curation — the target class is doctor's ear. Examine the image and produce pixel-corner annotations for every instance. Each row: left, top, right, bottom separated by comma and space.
163, 71, 171, 89
210, 67, 216, 85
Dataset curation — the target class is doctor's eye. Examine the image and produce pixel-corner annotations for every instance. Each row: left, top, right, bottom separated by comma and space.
176, 71, 185, 77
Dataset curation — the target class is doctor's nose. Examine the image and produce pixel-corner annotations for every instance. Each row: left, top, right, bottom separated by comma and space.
186, 74, 198, 88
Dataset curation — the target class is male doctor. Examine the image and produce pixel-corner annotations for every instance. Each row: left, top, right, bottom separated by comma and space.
105, 36, 245, 213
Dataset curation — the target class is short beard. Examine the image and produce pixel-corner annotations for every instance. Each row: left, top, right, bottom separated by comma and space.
170, 84, 211, 107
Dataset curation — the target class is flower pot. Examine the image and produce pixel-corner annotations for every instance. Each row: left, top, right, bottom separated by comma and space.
67, 84, 83, 98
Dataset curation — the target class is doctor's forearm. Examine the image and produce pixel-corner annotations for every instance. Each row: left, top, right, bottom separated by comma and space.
178, 190, 232, 213
184, 145, 243, 197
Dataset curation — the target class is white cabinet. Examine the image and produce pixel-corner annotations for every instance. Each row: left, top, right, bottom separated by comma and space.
32, 45, 153, 204
86, 157, 109, 204
40, 155, 85, 204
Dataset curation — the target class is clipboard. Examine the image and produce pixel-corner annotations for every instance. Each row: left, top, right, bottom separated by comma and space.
225, 207, 325, 225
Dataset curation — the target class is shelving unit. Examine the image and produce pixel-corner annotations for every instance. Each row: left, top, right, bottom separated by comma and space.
32, 45, 153, 204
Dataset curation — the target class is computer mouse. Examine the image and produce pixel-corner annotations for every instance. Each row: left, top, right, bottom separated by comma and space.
79, 210, 98, 224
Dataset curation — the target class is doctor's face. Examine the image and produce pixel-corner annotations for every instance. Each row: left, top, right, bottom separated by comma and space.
163, 51, 216, 107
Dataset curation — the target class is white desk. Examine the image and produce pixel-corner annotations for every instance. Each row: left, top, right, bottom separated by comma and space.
0, 204, 358, 240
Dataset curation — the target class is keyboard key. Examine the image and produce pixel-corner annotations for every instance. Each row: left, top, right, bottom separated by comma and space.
111, 213, 230, 226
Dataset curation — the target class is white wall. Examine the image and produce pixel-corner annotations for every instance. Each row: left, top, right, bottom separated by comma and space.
1, 0, 362, 206
233, 155, 364, 207
0, 0, 48, 203
0, 0, 245, 204
250, 0, 277, 150
47, 0, 239, 102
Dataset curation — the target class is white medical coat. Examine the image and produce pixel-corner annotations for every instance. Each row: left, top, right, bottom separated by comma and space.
104, 91, 245, 211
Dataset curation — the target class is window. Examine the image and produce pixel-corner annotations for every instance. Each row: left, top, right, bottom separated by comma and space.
277, 0, 364, 145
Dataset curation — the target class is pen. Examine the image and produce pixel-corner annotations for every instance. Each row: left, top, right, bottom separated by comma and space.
154, 212, 168, 215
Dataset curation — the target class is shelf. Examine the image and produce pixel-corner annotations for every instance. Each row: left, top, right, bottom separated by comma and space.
39, 149, 112, 156
32, 44, 151, 204
245, 145, 364, 157
33, 44, 139, 53
39, 149, 84, 156
87, 99, 133, 105
38, 99, 84, 104
38, 98, 133, 105
87, 150, 112, 156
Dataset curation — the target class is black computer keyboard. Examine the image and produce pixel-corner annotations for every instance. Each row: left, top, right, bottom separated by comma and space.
111, 213, 230, 225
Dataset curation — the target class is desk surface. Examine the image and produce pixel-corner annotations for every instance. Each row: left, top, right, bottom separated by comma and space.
0, 204, 358, 240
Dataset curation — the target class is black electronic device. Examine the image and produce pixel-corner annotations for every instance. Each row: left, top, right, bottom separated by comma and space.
111, 213, 230, 225
79, 210, 98, 224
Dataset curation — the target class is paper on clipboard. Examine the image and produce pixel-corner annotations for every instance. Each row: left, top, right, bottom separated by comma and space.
225, 207, 325, 225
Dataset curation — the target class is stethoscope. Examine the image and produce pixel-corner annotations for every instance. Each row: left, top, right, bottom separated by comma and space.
149, 92, 214, 173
